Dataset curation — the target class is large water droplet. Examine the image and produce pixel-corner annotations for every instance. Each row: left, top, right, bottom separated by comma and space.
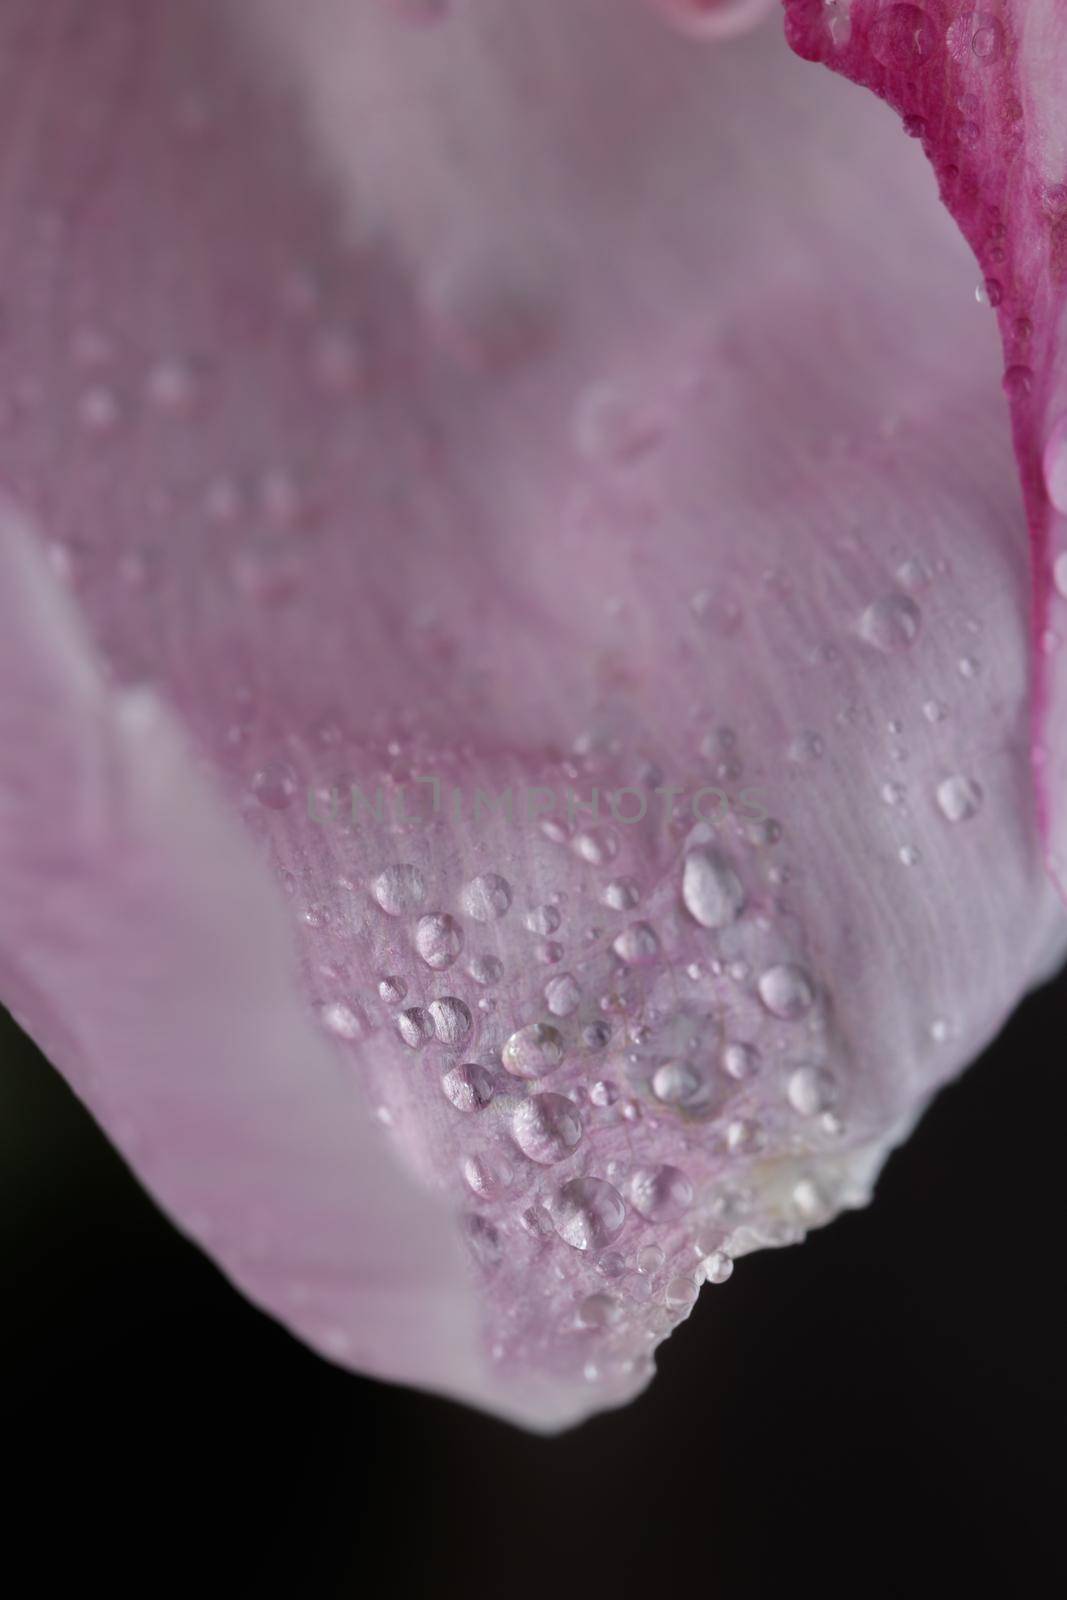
428, 996, 472, 1045
372, 863, 427, 916
787, 1065, 837, 1116
935, 774, 983, 823
442, 1062, 495, 1112
682, 847, 745, 929
544, 972, 582, 1017
512, 1092, 583, 1164
414, 913, 463, 969
628, 1165, 693, 1223
502, 1022, 565, 1078
758, 963, 815, 1020
858, 593, 922, 653
612, 922, 661, 966
397, 1007, 434, 1048
552, 1177, 627, 1251
461, 873, 512, 922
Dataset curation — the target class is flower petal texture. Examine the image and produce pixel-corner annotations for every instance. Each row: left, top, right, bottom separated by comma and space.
0, 0, 1064, 1426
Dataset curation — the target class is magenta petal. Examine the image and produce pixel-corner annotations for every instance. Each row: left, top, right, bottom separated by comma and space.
1, 0, 1065, 1427
783, 0, 1067, 894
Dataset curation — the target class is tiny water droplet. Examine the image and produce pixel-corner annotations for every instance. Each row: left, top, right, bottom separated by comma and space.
758, 963, 815, 1020
251, 759, 298, 810
858, 593, 922, 653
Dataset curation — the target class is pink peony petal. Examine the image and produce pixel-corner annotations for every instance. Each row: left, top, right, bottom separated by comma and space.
0, 0, 1064, 1426
782, 0, 1067, 891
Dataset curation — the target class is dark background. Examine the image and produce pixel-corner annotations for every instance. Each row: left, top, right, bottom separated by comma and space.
3, 969, 1064, 1598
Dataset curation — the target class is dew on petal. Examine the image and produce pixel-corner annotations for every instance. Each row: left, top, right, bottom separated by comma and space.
721, 1041, 760, 1080
758, 963, 815, 1019
414, 912, 463, 969
512, 1092, 583, 1164
552, 1177, 627, 1251
544, 972, 581, 1017
612, 922, 661, 965
428, 996, 473, 1045
1054, 553, 1067, 601
628, 1164, 694, 1223
664, 1277, 698, 1311
251, 759, 299, 810
603, 877, 641, 911
936, 774, 983, 823
397, 1007, 434, 1048
372, 863, 427, 916
651, 1060, 705, 1106
524, 904, 561, 936
787, 1065, 837, 1116
468, 954, 503, 986
502, 1022, 565, 1078
702, 1250, 734, 1285
378, 975, 407, 1004
858, 593, 921, 653
461, 872, 512, 922
442, 1062, 495, 1112
681, 846, 745, 929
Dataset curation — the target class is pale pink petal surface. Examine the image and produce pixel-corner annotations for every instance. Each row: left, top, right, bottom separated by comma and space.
0, 0, 1064, 1426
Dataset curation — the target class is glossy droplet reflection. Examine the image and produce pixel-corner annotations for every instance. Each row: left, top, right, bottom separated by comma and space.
512, 1093, 583, 1164
461, 873, 512, 922
628, 1164, 693, 1223
858, 593, 921, 653
552, 1177, 626, 1251
681, 847, 745, 929
936, 775, 983, 823
502, 1022, 565, 1078
758, 963, 815, 1020
868, 4, 938, 71
372, 863, 427, 916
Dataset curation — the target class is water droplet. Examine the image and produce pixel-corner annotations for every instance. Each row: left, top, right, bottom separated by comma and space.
681, 846, 745, 929
544, 972, 582, 1017
442, 1062, 495, 1112
463, 1154, 510, 1199
758, 963, 815, 1020
629, 1165, 693, 1223
414, 913, 463, 969
702, 1250, 734, 1285
858, 593, 922, 653
1044, 418, 1067, 514
603, 878, 641, 911
868, 5, 938, 70
378, 975, 407, 1004
721, 1041, 760, 1080
468, 954, 503, 986
552, 1177, 626, 1251
428, 996, 473, 1045
787, 1065, 837, 1116
589, 1078, 617, 1105
923, 699, 948, 723
318, 1000, 365, 1041
397, 1007, 434, 1048
251, 759, 299, 810
372, 863, 427, 916
525, 904, 561, 936
572, 827, 620, 866
664, 1277, 698, 1311
512, 1092, 583, 1164
613, 922, 660, 966
936, 774, 983, 822
958, 654, 981, 679
502, 1022, 565, 1078
652, 1060, 705, 1106
577, 1293, 619, 1330
899, 844, 921, 867
462, 872, 512, 922
947, 10, 1005, 63
725, 1117, 765, 1156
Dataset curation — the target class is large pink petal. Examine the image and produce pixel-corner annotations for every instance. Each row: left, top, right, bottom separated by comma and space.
783, 0, 1067, 890
0, 0, 1063, 1426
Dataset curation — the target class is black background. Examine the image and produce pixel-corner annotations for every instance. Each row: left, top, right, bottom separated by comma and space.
3, 968, 1064, 1597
